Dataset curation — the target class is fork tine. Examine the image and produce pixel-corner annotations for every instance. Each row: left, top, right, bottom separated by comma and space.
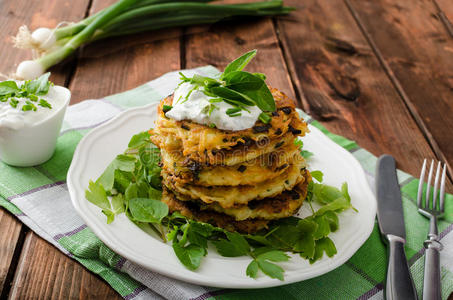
417, 159, 427, 208
440, 163, 446, 212
432, 161, 441, 210
425, 160, 434, 208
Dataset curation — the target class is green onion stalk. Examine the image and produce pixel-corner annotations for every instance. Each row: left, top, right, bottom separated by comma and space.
13, 0, 294, 80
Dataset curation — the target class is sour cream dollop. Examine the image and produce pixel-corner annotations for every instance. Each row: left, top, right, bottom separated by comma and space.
166, 82, 262, 131
0, 84, 66, 130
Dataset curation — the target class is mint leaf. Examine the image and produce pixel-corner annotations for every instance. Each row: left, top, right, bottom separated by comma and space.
24, 72, 51, 95
85, 180, 111, 211
172, 242, 205, 271
310, 170, 323, 183
257, 260, 284, 281
240, 83, 275, 112
222, 49, 257, 77
128, 131, 151, 149
207, 86, 255, 106
223, 71, 264, 91
0, 81, 19, 96
246, 260, 259, 278
128, 198, 168, 223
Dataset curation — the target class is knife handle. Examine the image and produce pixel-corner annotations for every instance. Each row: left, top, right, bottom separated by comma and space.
386, 234, 418, 300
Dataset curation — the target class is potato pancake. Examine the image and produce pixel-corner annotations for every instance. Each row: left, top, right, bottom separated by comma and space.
150, 88, 308, 162
162, 155, 306, 208
162, 186, 270, 233
161, 142, 304, 186
199, 170, 310, 220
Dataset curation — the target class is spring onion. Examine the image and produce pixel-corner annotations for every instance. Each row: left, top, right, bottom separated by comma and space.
12, 0, 294, 79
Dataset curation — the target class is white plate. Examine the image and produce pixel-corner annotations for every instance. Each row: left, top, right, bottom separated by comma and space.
68, 102, 376, 289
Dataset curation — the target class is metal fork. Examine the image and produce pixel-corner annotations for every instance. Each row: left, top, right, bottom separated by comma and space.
417, 159, 446, 300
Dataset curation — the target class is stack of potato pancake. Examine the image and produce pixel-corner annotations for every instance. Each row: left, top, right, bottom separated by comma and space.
150, 88, 311, 233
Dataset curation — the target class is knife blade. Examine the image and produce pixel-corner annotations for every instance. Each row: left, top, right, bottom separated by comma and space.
376, 154, 417, 300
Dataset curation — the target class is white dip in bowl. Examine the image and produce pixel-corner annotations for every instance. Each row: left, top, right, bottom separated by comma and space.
0, 85, 71, 166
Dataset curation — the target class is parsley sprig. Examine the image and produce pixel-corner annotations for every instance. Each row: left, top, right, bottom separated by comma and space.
0, 73, 53, 111
85, 131, 356, 280
175, 50, 275, 123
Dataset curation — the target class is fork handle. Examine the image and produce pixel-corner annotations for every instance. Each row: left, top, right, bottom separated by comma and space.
386, 235, 418, 300
423, 237, 442, 300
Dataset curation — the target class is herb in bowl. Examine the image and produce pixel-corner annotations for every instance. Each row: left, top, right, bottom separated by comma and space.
0, 72, 53, 111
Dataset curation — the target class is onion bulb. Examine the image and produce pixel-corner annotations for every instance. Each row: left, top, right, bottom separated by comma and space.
31, 28, 56, 50
16, 60, 44, 80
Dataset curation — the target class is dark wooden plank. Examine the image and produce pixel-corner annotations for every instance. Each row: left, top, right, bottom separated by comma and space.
10, 0, 181, 298
345, 0, 453, 180
8, 232, 121, 300
0, 211, 22, 294
0, 0, 90, 297
69, 0, 181, 103
434, 0, 453, 36
275, 0, 451, 191
185, 18, 296, 100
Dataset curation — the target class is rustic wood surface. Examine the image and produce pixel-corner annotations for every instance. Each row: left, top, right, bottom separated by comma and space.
0, 0, 452, 298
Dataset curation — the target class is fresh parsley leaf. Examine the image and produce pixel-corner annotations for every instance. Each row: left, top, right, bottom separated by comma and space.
213, 231, 250, 257
103, 209, 115, 224
0, 81, 19, 96
311, 214, 331, 240
256, 250, 290, 262
128, 198, 168, 223
294, 219, 317, 259
301, 150, 314, 159
256, 260, 284, 281
309, 237, 337, 264
128, 131, 151, 149
222, 49, 257, 78
314, 196, 352, 217
97, 155, 136, 191
111, 194, 125, 215
312, 183, 344, 204
310, 170, 323, 183
85, 180, 111, 211
246, 260, 259, 278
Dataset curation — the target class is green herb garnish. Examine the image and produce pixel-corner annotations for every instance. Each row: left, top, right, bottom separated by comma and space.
162, 104, 173, 113
85, 131, 355, 280
0, 73, 53, 111
178, 50, 276, 118
258, 112, 271, 124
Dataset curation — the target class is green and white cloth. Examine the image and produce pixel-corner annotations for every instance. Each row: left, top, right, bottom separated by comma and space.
1, 66, 452, 300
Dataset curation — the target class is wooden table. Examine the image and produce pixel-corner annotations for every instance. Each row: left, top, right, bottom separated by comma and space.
1, 0, 452, 298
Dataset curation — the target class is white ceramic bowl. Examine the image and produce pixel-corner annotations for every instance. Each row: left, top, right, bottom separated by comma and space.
0, 86, 71, 167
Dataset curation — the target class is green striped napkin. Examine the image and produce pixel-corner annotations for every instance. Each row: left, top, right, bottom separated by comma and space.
1, 66, 452, 300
